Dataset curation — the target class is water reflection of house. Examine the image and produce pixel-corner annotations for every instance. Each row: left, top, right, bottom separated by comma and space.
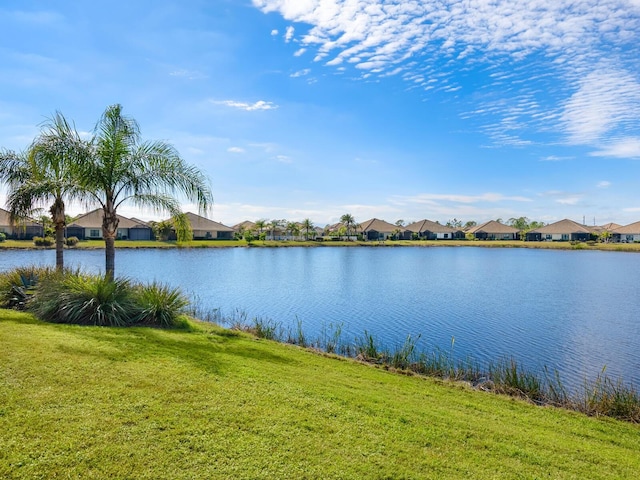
0, 207, 43, 239
526, 219, 593, 242
405, 219, 463, 240
67, 209, 154, 240
466, 220, 519, 240
168, 212, 234, 240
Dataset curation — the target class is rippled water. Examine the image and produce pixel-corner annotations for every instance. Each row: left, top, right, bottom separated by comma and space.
2, 246, 639, 388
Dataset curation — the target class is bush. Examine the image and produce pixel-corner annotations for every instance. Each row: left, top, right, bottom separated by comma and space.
133, 282, 189, 327
0, 232, 6, 242
24, 270, 189, 328
0, 265, 55, 309
65, 236, 79, 246
33, 236, 54, 247
30, 272, 139, 327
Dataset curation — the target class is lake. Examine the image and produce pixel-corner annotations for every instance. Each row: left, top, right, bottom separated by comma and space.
1, 246, 639, 389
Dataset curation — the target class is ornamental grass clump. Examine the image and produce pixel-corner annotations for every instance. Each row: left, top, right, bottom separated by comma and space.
133, 281, 189, 327
0, 265, 56, 309
30, 272, 139, 327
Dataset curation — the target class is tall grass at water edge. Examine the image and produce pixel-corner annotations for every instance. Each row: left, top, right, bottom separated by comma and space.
198, 305, 640, 423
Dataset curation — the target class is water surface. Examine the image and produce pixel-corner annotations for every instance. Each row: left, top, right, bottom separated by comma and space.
2, 246, 638, 388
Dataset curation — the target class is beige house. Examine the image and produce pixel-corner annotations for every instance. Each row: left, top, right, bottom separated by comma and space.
612, 222, 640, 243
0, 207, 44, 239
467, 220, 520, 240
405, 219, 463, 240
171, 212, 234, 240
526, 219, 593, 242
67, 209, 153, 240
359, 218, 399, 241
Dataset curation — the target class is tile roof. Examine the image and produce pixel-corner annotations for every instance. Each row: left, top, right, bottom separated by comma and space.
612, 221, 640, 234
466, 220, 519, 234
182, 212, 233, 232
404, 219, 459, 234
359, 218, 398, 232
68, 209, 148, 229
529, 219, 592, 234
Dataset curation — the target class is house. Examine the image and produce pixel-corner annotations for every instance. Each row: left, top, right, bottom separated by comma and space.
67, 209, 154, 240
0, 207, 44, 239
405, 219, 463, 240
359, 218, 400, 241
466, 220, 520, 240
232, 221, 256, 236
526, 219, 593, 242
611, 222, 640, 243
169, 212, 234, 240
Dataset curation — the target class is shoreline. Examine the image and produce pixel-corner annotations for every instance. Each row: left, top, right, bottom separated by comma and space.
2, 238, 640, 253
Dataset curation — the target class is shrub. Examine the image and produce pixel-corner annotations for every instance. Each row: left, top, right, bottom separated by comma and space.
65, 236, 79, 246
33, 236, 54, 247
0, 232, 6, 242
133, 282, 189, 327
30, 272, 140, 327
0, 265, 55, 309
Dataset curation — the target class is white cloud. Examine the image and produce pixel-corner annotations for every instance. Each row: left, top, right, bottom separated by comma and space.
274, 155, 292, 163
284, 25, 295, 42
597, 181, 611, 188
252, 1, 640, 149
227, 147, 245, 154
270, 29, 278, 36
590, 137, 640, 159
169, 69, 207, 80
290, 68, 310, 78
294, 48, 306, 56
540, 155, 572, 162
392, 192, 532, 205
214, 100, 279, 111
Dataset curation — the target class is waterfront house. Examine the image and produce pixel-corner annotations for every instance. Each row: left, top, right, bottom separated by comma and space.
168, 212, 234, 240
0, 207, 43, 239
526, 219, 593, 242
405, 219, 463, 240
466, 220, 519, 240
67, 209, 154, 240
232, 221, 256, 237
611, 222, 640, 243
359, 218, 400, 241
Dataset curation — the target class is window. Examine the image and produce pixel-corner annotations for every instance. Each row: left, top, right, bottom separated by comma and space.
90, 229, 100, 238
561, 234, 569, 240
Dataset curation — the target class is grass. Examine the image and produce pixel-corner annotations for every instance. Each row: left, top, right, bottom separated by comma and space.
4, 238, 640, 252
2, 310, 639, 479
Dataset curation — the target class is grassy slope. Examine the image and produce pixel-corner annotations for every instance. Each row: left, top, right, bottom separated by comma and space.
1, 311, 639, 479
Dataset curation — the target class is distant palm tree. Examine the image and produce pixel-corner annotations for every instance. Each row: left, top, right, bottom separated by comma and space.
0, 112, 87, 270
255, 219, 267, 237
340, 213, 356, 239
78, 104, 213, 278
301, 218, 314, 241
269, 219, 283, 240
286, 221, 300, 240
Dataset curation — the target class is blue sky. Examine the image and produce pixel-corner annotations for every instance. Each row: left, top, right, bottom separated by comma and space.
2, 0, 640, 227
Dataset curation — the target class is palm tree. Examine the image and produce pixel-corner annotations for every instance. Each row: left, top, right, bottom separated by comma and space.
269, 219, 282, 240
78, 104, 213, 278
340, 213, 356, 239
0, 112, 87, 270
286, 221, 300, 240
301, 218, 314, 241
254, 219, 267, 238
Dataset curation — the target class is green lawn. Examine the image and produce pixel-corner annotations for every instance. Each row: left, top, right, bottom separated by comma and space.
1, 310, 638, 479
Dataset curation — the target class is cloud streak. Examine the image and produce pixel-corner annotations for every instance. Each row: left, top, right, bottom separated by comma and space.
214, 100, 279, 111
253, 1, 640, 155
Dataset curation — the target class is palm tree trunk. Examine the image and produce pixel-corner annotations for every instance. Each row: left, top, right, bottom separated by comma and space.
50, 199, 66, 271
102, 204, 119, 279
55, 224, 65, 271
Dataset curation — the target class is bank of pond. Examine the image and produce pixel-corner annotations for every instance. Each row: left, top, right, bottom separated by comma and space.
1, 264, 639, 424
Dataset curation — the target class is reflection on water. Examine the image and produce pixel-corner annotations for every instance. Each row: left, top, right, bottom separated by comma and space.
1, 246, 639, 388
